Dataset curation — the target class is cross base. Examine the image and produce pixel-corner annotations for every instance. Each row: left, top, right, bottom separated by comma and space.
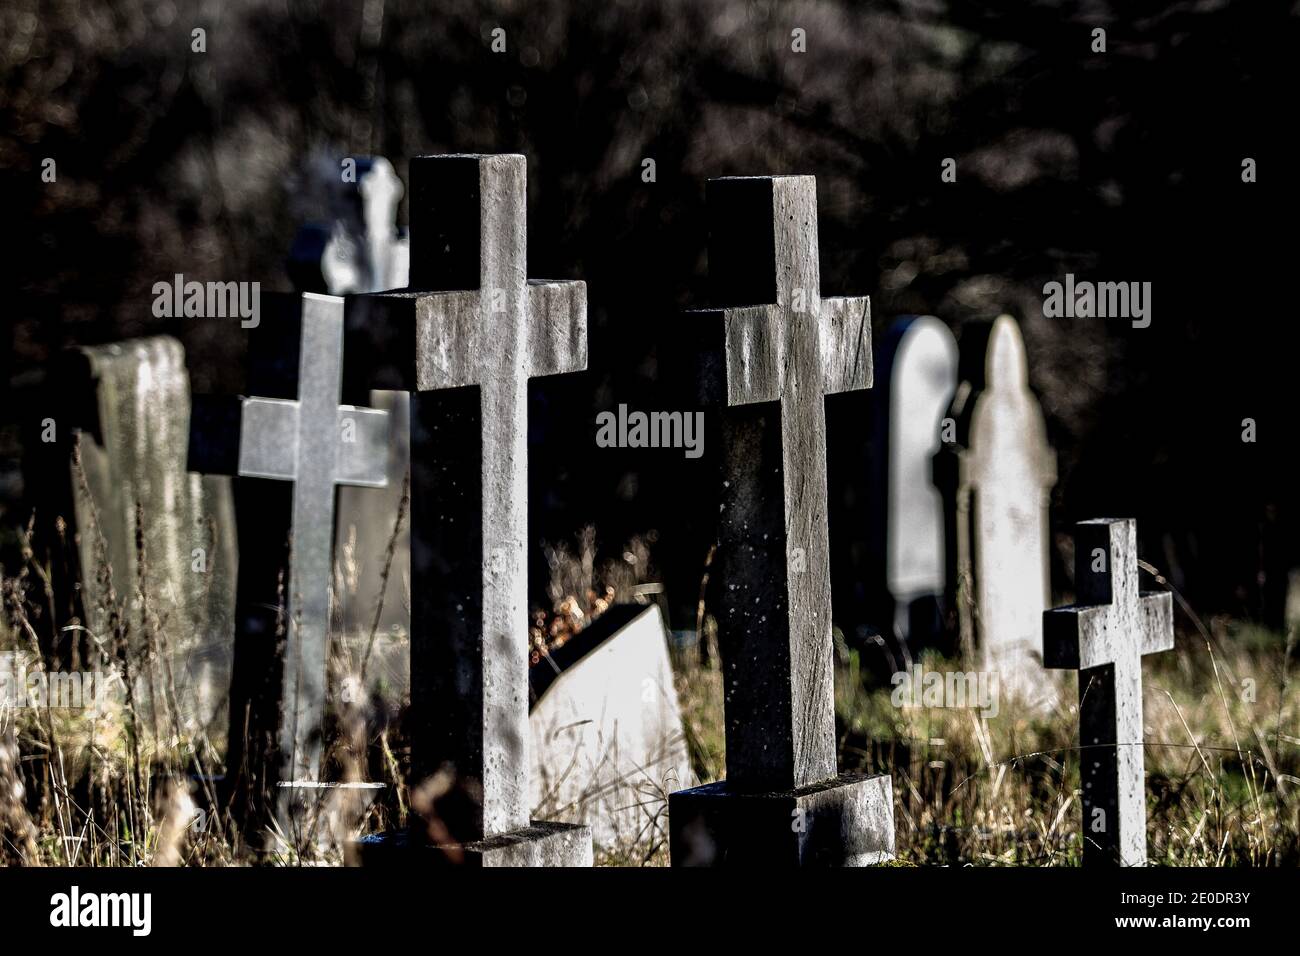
669, 772, 894, 867
355, 821, 593, 867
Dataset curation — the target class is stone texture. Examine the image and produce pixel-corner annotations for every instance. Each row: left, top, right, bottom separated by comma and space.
671, 175, 892, 866
1043, 518, 1174, 867
344, 154, 591, 865
29, 336, 237, 739
935, 315, 1056, 703
529, 604, 693, 849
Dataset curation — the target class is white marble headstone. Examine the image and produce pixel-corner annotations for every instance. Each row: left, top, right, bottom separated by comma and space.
287, 155, 413, 664
956, 315, 1056, 704
885, 316, 958, 639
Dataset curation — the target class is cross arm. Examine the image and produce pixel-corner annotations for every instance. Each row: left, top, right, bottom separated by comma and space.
343, 292, 422, 397
187, 394, 244, 475
334, 406, 390, 487
1139, 590, 1174, 656
723, 304, 785, 406
237, 398, 299, 480
1042, 603, 1110, 670
527, 279, 587, 378
820, 295, 872, 395
343, 289, 483, 395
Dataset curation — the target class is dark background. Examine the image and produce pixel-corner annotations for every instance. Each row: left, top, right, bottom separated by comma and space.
3, 0, 1296, 645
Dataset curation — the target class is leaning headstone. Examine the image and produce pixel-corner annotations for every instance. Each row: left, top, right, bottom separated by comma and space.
188, 293, 389, 845
348, 153, 592, 866
669, 175, 894, 867
27, 337, 237, 740
529, 604, 693, 851
1043, 518, 1174, 866
869, 316, 958, 649
935, 315, 1056, 704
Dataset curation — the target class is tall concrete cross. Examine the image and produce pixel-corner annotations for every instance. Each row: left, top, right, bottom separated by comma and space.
1043, 517, 1174, 866
345, 154, 591, 865
669, 175, 894, 866
189, 293, 389, 802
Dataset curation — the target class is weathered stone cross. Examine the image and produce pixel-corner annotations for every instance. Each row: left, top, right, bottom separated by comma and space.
189, 292, 389, 802
1043, 517, 1174, 866
669, 175, 894, 866
345, 154, 591, 865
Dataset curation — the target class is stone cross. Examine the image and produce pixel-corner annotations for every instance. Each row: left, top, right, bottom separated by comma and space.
1043, 518, 1174, 866
287, 155, 409, 296
189, 293, 389, 799
345, 154, 591, 865
935, 315, 1056, 703
668, 175, 894, 866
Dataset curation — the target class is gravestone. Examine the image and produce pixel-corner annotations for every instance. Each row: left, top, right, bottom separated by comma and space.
870, 316, 958, 650
669, 175, 895, 867
286, 154, 414, 688
1043, 518, 1174, 866
188, 293, 389, 842
529, 604, 693, 851
26, 337, 237, 739
935, 315, 1056, 704
287, 155, 409, 296
347, 153, 592, 866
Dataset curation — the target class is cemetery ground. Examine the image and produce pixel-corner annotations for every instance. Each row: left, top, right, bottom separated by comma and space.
1, 504, 1295, 867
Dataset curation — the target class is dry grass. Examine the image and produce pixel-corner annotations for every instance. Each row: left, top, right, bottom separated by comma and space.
3, 483, 1296, 865
842, 617, 1298, 865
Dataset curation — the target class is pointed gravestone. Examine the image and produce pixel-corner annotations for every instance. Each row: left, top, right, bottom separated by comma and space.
869, 316, 959, 651
1043, 518, 1174, 866
188, 293, 389, 843
668, 175, 894, 867
346, 154, 592, 866
935, 314, 1056, 704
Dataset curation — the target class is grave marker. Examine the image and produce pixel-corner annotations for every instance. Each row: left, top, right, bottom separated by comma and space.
872, 315, 958, 647
669, 175, 894, 866
26, 336, 237, 738
286, 154, 413, 672
935, 315, 1056, 702
1043, 517, 1174, 866
288, 155, 409, 296
188, 293, 389, 832
346, 153, 592, 866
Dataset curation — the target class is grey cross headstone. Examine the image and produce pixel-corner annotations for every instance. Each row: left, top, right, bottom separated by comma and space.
346, 153, 592, 866
876, 315, 958, 645
188, 293, 389, 821
1043, 518, 1174, 866
668, 175, 894, 867
935, 314, 1056, 703
286, 154, 413, 677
